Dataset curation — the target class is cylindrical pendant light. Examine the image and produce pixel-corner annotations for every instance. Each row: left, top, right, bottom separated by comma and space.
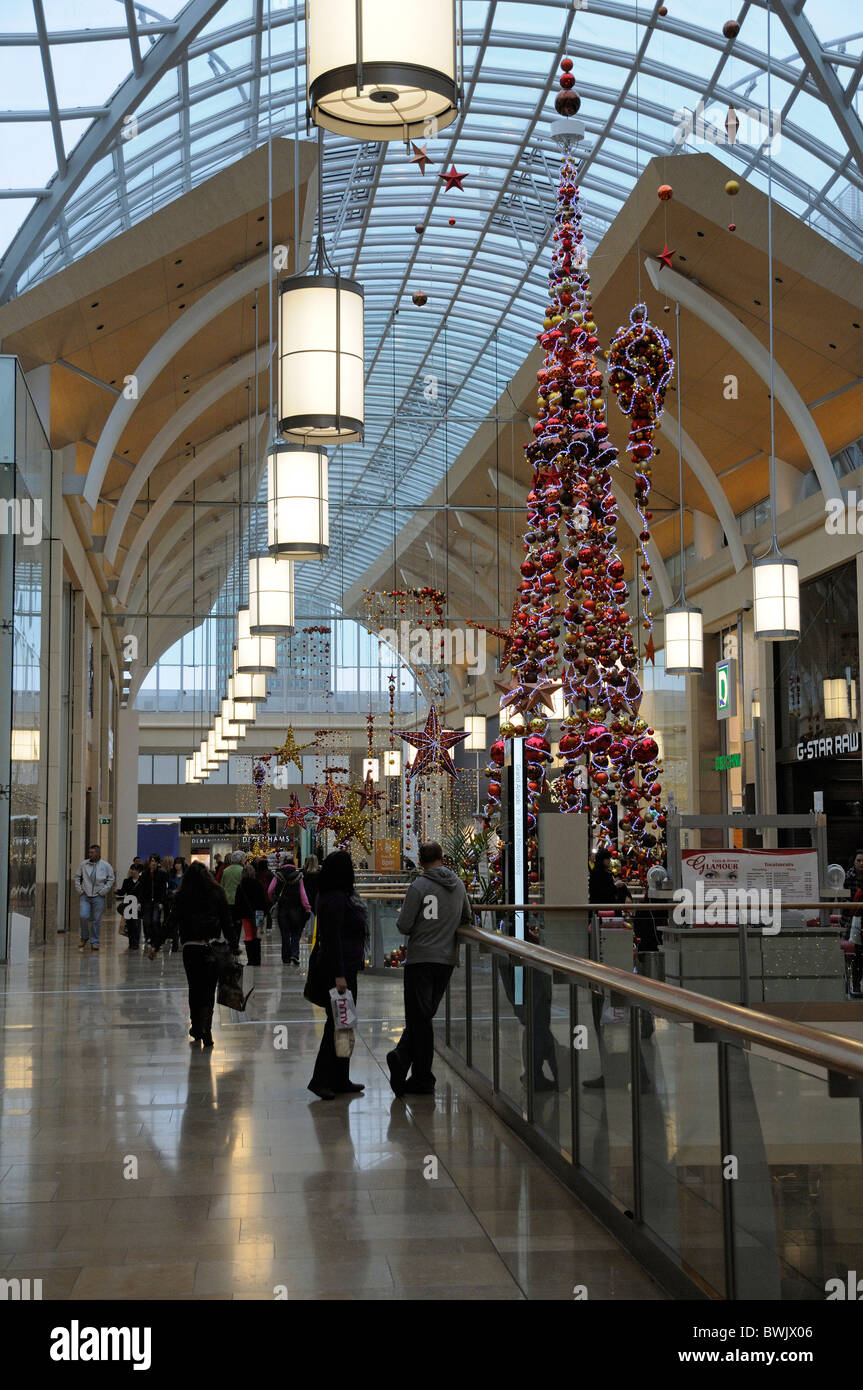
363, 757, 379, 782
753, 553, 800, 640
213, 718, 237, 754
184, 756, 197, 785
754, 0, 800, 644
278, 273, 364, 443
383, 749, 401, 777
464, 715, 487, 751
267, 443, 329, 559
230, 659, 268, 703
248, 552, 295, 634
236, 606, 278, 674
664, 302, 704, 674
207, 731, 228, 765
222, 697, 252, 735
665, 603, 704, 674
307, 0, 459, 142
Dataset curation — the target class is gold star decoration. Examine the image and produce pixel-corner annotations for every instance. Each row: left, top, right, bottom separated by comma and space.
332, 786, 375, 856
275, 726, 313, 773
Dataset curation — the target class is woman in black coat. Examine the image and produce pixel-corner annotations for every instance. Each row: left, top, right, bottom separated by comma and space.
139, 853, 169, 947
149, 862, 231, 1047
306, 851, 367, 1100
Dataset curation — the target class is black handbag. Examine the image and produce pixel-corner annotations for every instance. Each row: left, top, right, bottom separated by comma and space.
211, 940, 254, 1011
303, 942, 330, 1008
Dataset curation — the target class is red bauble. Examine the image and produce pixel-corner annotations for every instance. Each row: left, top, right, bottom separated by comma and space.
632, 736, 659, 765
490, 739, 505, 767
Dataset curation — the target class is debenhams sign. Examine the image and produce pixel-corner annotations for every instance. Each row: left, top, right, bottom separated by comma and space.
796, 731, 860, 760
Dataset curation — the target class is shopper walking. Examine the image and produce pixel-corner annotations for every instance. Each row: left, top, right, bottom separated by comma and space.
220, 851, 245, 950
269, 857, 311, 965
74, 844, 115, 952
302, 854, 321, 914
138, 853, 169, 949
235, 861, 267, 966
387, 841, 473, 1097
149, 862, 231, 1047
118, 862, 143, 950
306, 851, 367, 1100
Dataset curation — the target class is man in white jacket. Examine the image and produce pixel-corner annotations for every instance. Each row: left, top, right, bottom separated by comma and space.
74, 844, 115, 952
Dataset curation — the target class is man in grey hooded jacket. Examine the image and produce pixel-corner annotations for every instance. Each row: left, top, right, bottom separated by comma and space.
387, 841, 474, 1096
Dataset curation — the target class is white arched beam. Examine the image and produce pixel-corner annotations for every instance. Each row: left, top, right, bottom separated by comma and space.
126, 443, 267, 617
85, 255, 270, 510
117, 417, 264, 605
645, 258, 842, 507
106, 346, 272, 564
657, 411, 747, 573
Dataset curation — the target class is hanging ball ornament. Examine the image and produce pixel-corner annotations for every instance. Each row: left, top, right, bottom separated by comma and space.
658, 4, 667, 13
555, 59, 581, 117
657, 184, 673, 201
448, 217, 456, 226
412, 291, 428, 307
723, 18, 740, 39
729, 223, 736, 232
725, 179, 740, 196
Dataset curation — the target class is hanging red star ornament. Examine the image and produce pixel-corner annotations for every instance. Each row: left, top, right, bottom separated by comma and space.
644, 633, 656, 665
400, 703, 468, 781
278, 793, 311, 829
359, 771, 386, 812
439, 164, 468, 192
656, 243, 675, 270
409, 142, 433, 174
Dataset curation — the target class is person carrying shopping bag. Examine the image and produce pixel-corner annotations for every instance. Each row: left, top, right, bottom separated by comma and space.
148, 862, 231, 1047
235, 861, 267, 966
305, 851, 367, 1100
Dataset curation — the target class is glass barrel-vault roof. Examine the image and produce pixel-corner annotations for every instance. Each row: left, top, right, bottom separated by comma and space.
1, 0, 862, 613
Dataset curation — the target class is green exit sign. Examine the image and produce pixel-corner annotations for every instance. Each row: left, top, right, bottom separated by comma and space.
714, 753, 741, 771
716, 658, 737, 720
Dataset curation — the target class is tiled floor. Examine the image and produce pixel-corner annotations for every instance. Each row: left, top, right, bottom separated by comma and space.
0, 931, 664, 1301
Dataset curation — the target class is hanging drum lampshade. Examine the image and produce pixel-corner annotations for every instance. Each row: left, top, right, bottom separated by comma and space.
277, 274, 364, 443
222, 696, 253, 733
236, 606, 278, 674
207, 731, 228, 765
230, 658, 268, 704
307, 0, 459, 141
213, 718, 237, 754
267, 444, 329, 559
200, 740, 216, 774
248, 552, 296, 634
664, 601, 704, 675
463, 716, 487, 752
184, 756, 198, 785
753, 550, 799, 640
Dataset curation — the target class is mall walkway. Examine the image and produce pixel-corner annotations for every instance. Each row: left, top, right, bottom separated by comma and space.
0, 931, 665, 1301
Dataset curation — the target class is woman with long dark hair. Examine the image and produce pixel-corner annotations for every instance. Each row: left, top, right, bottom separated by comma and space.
149, 861, 231, 1047
306, 850, 367, 1099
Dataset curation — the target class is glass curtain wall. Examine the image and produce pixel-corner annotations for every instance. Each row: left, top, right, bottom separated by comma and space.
0, 357, 52, 956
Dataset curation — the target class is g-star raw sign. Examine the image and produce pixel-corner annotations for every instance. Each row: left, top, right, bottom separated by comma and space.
796, 732, 860, 761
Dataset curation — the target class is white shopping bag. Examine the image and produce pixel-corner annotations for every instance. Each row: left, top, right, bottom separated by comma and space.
329, 987, 357, 1058
329, 987, 357, 1029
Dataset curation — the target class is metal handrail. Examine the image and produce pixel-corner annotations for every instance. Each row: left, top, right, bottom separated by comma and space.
457, 923, 863, 1079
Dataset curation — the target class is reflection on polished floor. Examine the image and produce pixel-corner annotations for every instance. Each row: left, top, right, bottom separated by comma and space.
0, 934, 664, 1301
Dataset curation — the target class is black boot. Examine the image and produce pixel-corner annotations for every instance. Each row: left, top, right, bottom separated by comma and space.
246, 937, 262, 967
200, 1005, 214, 1047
